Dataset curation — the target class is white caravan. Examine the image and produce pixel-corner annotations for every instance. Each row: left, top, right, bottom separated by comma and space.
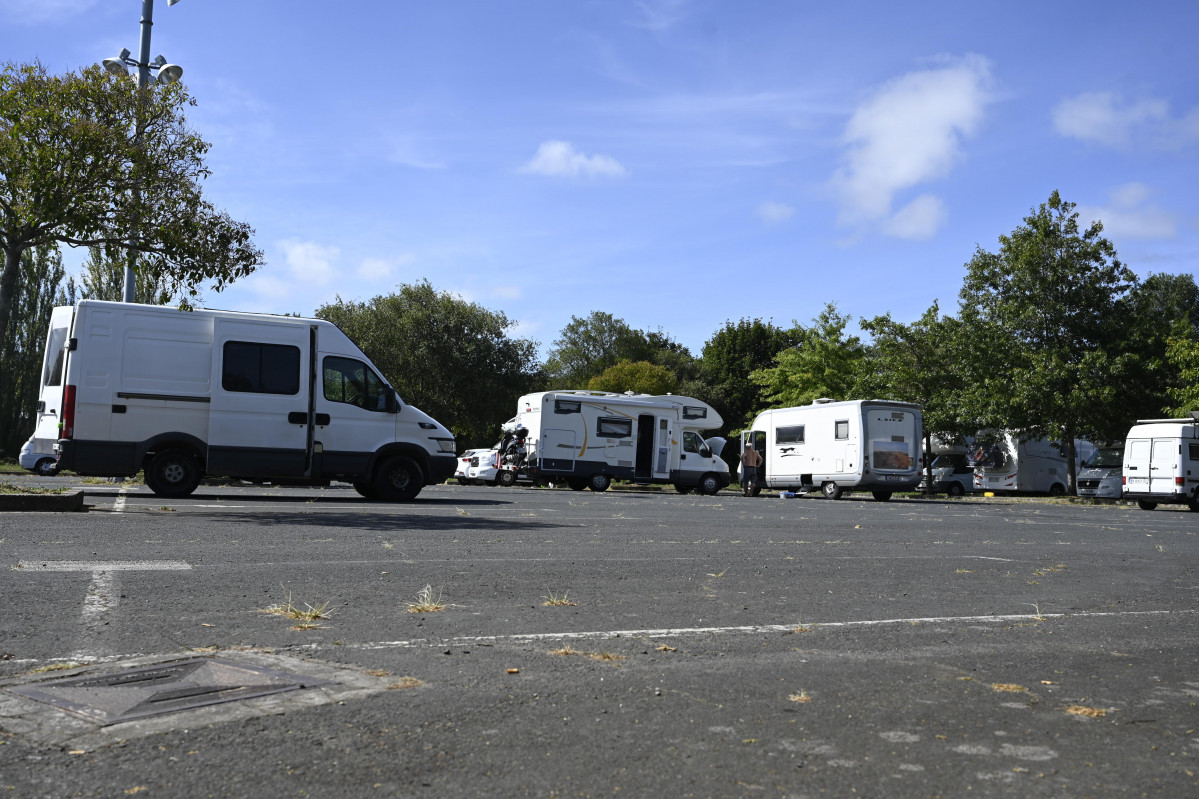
45, 300, 456, 499
1122, 418, 1199, 511
741, 399, 923, 501
18, 305, 76, 475
1076, 445, 1124, 499
511, 391, 729, 493
971, 432, 1094, 495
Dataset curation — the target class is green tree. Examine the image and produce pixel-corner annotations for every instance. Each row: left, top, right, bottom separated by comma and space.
1118, 273, 1199, 421
751, 304, 868, 409
315, 281, 540, 447
0, 62, 262, 341
699, 317, 798, 431
587, 360, 678, 395
0, 245, 71, 456
860, 302, 969, 490
1164, 320, 1199, 416
76, 245, 184, 305
958, 190, 1138, 490
543, 311, 654, 387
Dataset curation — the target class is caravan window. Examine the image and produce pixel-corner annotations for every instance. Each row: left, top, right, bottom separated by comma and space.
683, 406, 707, 420
776, 425, 804, 445
323, 356, 390, 411
222, 341, 300, 395
597, 417, 632, 438
554, 399, 581, 414
835, 420, 849, 440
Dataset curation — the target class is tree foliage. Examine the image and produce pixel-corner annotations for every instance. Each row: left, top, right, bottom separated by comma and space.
699, 317, 798, 431
542, 311, 654, 387
587, 360, 678, 396
751, 304, 867, 409
0, 61, 262, 341
76, 245, 184, 305
957, 190, 1138, 487
315, 281, 540, 447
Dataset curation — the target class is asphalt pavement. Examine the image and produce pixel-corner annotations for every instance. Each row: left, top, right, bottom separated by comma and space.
0, 479, 1196, 797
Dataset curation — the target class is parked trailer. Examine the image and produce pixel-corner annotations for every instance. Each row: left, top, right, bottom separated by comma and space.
43, 300, 456, 499
971, 432, 1094, 495
1122, 418, 1199, 511
741, 399, 923, 501
512, 391, 730, 493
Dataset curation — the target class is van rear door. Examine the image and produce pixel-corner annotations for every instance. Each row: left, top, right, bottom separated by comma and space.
1149, 438, 1180, 496
208, 318, 311, 478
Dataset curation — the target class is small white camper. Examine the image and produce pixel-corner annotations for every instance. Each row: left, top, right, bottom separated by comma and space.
970, 432, 1094, 495
511, 391, 729, 493
1122, 418, 1199, 511
741, 399, 923, 501
43, 300, 456, 499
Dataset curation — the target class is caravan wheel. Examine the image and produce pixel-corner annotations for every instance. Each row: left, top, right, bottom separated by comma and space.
588, 473, 611, 492
821, 481, 842, 500
145, 448, 201, 498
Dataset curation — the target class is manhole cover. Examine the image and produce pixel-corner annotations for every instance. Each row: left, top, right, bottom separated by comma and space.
5, 657, 328, 725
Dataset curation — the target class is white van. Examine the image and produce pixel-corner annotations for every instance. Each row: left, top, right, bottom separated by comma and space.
1122, 418, 1199, 511
511, 390, 729, 493
1076, 446, 1124, 499
18, 306, 76, 475
971, 432, 1094, 495
47, 300, 456, 499
741, 399, 923, 501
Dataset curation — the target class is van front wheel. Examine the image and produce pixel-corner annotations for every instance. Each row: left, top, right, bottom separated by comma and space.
698, 473, 722, 496
145, 449, 201, 498
375, 455, 424, 501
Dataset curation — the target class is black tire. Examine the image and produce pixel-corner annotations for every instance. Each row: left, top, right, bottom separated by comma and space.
1137, 499, 1157, 511
33, 458, 59, 477
353, 481, 378, 499
699, 473, 722, 496
588, 473, 611, 492
872, 490, 892, 502
946, 482, 964, 497
1188, 498, 1199, 513
374, 455, 424, 501
567, 478, 587, 491
456, 477, 469, 486
497, 470, 517, 487
821, 481, 842, 500
674, 484, 692, 495
145, 448, 201, 498
1048, 483, 1066, 497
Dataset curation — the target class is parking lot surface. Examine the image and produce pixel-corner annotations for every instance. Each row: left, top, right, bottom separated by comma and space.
1, 480, 1196, 797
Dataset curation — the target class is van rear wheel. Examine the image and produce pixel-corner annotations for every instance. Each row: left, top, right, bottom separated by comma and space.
1137, 499, 1157, 511
145, 448, 201, 498
374, 455, 424, 501
871, 490, 892, 502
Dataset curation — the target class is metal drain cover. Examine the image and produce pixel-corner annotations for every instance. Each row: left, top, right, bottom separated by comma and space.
5, 657, 328, 726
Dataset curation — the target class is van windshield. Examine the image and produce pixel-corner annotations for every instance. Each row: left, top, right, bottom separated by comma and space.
1083, 448, 1123, 469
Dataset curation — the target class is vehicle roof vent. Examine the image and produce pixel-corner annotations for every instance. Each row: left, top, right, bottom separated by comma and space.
812, 398, 835, 405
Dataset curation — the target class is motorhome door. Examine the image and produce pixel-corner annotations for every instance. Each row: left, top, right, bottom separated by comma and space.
208, 319, 312, 478
539, 428, 576, 472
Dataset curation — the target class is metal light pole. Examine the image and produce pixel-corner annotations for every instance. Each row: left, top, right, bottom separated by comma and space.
102, 0, 184, 303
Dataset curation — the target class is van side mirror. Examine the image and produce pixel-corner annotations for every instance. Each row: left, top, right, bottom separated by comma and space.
386, 388, 400, 414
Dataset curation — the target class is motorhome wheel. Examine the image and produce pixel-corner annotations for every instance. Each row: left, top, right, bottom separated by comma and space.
375, 455, 424, 501
145, 449, 201, 498
1048, 483, 1066, 497
588, 473, 611, 492
1137, 499, 1157, 511
821, 481, 842, 500
871, 490, 892, 502
33, 458, 58, 477
946, 482, 964, 497
497, 470, 517, 487
699, 473, 721, 495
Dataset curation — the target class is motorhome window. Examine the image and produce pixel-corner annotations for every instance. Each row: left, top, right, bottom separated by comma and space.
222, 341, 300, 395
835, 421, 849, 440
683, 406, 707, 420
323, 356, 389, 411
554, 400, 581, 414
776, 425, 804, 445
597, 417, 632, 438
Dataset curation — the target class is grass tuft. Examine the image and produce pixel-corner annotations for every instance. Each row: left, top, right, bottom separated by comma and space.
542, 589, 577, 607
406, 584, 447, 613
262, 589, 334, 622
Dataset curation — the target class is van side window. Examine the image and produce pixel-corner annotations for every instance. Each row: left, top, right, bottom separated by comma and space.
835, 421, 849, 440
683, 431, 712, 457
323, 356, 389, 411
222, 341, 300, 395
597, 417, 632, 438
776, 425, 804, 444
44, 327, 68, 387
1190, 443, 1199, 460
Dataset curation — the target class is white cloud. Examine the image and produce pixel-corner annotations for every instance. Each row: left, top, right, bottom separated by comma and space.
490, 285, 522, 300
355, 254, 414, 283
756, 201, 795, 224
279, 239, 340, 285
520, 141, 628, 179
1053, 92, 1199, 149
831, 54, 992, 238
1077, 183, 1177, 240
629, 0, 691, 31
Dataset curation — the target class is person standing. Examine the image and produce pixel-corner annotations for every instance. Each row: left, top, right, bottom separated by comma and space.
740, 443, 763, 496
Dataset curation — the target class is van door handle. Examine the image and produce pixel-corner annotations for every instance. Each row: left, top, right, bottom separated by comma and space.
288, 412, 308, 425
315, 414, 330, 426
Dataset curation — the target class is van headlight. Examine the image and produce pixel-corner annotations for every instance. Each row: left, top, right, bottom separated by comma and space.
433, 438, 456, 453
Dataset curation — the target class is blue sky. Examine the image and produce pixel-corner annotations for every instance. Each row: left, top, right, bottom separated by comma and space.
3, 0, 1197, 358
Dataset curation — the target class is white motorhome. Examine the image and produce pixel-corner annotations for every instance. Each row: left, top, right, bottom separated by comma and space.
1122, 418, 1199, 511
741, 399, 923, 501
18, 305, 76, 475
971, 432, 1094, 495
511, 391, 729, 493
46, 300, 456, 499
1076, 445, 1124, 499
917, 435, 975, 496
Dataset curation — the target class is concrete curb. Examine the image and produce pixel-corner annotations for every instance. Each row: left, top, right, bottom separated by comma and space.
0, 490, 86, 512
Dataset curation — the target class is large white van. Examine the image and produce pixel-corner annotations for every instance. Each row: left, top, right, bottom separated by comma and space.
1122, 418, 1199, 511
18, 306, 76, 475
741, 399, 923, 501
46, 300, 456, 499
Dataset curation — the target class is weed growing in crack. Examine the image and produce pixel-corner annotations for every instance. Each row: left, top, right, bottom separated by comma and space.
407, 584, 447, 613
542, 590, 577, 607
